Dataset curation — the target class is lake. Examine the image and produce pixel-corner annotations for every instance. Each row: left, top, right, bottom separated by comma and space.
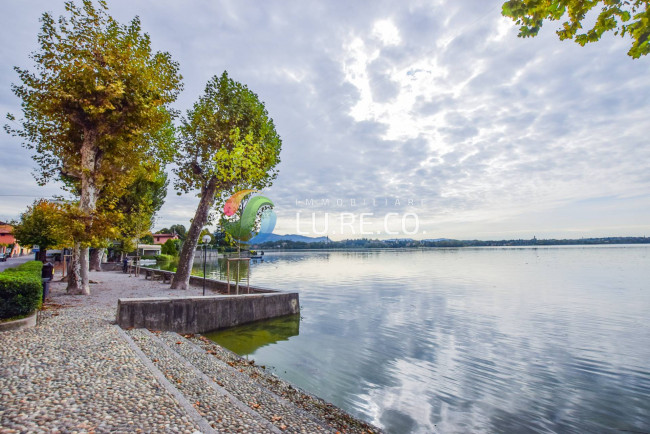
199, 246, 650, 433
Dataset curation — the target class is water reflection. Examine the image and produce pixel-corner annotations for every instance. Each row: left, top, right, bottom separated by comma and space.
168, 247, 650, 433
153, 256, 253, 282
204, 314, 300, 355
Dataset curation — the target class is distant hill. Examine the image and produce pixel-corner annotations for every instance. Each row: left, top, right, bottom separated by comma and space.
248, 233, 329, 244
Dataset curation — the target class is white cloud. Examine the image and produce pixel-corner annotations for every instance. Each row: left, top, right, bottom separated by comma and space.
1, 0, 648, 239
372, 19, 402, 46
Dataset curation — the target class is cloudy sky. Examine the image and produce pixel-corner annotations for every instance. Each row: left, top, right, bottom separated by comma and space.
1, 0, 648, 240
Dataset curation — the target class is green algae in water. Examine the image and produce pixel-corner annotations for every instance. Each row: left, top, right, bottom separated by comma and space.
204, 314, 300, 356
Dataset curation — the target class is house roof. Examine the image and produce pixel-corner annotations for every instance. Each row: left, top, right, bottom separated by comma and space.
137, 244, 162, 249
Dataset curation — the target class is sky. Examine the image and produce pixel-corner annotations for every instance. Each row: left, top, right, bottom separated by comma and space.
1, 0, 649, 240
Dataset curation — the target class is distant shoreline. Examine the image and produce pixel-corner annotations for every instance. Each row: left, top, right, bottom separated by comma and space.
252, 236, 650, 250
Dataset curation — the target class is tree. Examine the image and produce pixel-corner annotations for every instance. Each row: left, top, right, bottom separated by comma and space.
59, 200, 117, 287
171, 72, 281, 290
160, 238, 178, 256
12, 200, 68, 262
213, 225, 237, 250
140, 234, 154, 244
91, 162, 168, 269
5, 1, 182, 294
502, 0, 650, 58
169, 224, 187, 240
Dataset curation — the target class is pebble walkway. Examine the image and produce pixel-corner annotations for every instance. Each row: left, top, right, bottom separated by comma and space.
0, 268, 381, 433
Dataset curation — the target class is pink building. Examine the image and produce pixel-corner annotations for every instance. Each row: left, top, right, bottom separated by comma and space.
153, 233, 179, 245
0, 222, 30, 256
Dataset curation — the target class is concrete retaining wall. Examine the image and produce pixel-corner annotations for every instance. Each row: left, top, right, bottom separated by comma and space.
116, 292, 300, 334
0, 311, 37, 332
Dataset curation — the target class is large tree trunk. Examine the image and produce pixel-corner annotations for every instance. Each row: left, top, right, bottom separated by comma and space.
37, 249, 47, 263
171, 177, 218, 290
66, 131, 98, 295
90, 248, 104, 271
67, 243, 84, 294
80, 246, 90, 294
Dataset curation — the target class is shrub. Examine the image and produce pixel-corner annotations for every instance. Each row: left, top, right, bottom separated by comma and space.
160, 239, 178, 256
141, 255, 157, 260
154, 254, 173, 262
5, 261, 44, 274
0, 261, 43, 320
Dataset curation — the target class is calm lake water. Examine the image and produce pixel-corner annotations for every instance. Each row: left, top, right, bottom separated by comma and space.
199, 246, 650, 433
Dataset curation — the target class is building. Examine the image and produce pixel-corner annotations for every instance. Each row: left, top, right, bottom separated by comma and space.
135, 244, 162, 257
153, 233, 179, 245
0, 221, 30, 256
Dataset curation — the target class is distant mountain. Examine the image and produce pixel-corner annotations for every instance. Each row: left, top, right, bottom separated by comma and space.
249, 233, 329, 244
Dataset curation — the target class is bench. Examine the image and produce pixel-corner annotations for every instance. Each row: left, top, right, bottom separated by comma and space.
143, 269, 173, 283
144, 269, 161, 281
161, 271, 173, 283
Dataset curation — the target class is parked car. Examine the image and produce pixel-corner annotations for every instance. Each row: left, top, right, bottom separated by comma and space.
0, 253, 6, 262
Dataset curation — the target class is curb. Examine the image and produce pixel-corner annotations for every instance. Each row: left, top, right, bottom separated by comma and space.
0, 311, 37, 332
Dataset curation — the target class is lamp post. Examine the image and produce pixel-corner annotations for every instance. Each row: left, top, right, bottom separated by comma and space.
202, 234, 211, 296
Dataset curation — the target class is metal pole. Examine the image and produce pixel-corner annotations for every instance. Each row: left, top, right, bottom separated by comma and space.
203, 243, 206, 296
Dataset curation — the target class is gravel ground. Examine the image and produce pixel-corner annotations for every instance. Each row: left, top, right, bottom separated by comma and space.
47, 266, 219, 309
0, 305, 199, 433
0, 268, 381, 433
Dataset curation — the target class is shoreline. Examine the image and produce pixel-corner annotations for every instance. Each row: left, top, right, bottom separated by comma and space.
0, 268, 381, 433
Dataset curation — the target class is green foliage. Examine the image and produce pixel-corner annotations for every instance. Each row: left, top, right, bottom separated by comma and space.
12, 199, 68, 251
174, 71, 282, 199
140, 254, 156, 260
57, 199, 117, 248
0, 261, 43, 320
5, 0, 182, 185
199, 228, 212, 241
160, 239, 178, 256
106, 163, 169, 248
7, 261, 44, 274
502, 0, 650, 58
154, 254, 174, 262
212, 227, 236, 249
140, 234, 154, 244
169, 224, 187, 240
5, 0, 182, 292
170, 72, 281, 289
